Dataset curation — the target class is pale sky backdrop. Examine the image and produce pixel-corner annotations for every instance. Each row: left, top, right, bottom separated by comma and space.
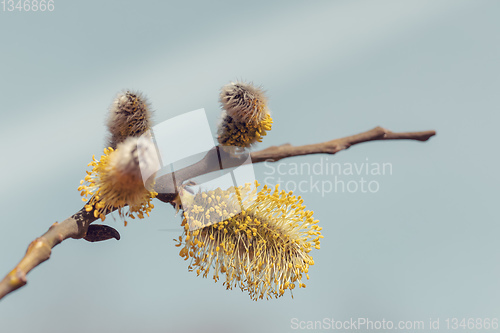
1, 1, 499, 332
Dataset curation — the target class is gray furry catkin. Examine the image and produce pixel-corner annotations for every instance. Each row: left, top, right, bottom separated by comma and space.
106, 90, 152, 149
218, 81, 272, 147
219, 81, 269, 125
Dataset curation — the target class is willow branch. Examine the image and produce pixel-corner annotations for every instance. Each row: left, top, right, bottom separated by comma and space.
250, 126, 436, 163
0, 126, 435, 301
155, 126, 436, 201
0, 208, 97, 300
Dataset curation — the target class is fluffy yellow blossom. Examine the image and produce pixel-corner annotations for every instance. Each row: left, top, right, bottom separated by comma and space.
78, 137, 157, 224
175, 181, 322, 300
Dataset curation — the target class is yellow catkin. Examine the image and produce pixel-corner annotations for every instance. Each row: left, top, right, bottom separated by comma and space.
78, 142, 157, 224
175, 181, 321, 300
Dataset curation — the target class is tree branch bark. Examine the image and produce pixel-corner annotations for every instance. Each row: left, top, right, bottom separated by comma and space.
250, 126, 436, 163
0, 208, 97, 300
0, 126, 435, 301
155, 127, 436, 202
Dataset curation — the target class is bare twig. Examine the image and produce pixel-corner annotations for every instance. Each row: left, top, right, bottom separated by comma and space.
0, 126, 435, 300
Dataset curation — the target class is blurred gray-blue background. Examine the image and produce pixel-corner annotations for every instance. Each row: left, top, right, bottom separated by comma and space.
1, 1, 499, 332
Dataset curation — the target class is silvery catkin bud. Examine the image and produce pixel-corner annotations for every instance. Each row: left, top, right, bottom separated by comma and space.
219, 81, 269, 124
218, 81, 273, 147
107, 90, 152, 149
